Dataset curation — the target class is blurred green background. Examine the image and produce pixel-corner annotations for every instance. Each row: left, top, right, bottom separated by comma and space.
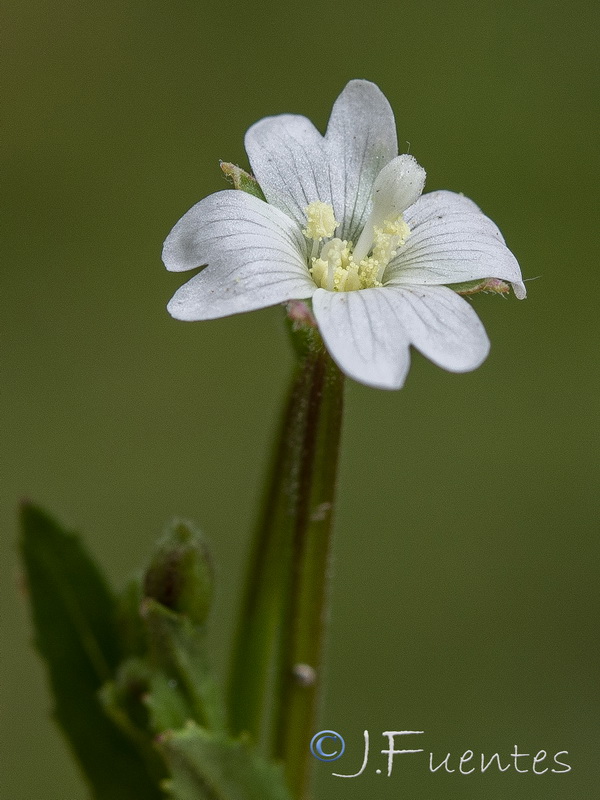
2, 0, 598, 797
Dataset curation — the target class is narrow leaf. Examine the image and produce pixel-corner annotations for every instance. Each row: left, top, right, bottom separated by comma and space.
19, 503, 164, 800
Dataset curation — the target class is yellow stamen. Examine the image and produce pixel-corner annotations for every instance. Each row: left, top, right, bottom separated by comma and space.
304, 203, 410, 292
302, 201, 338, 241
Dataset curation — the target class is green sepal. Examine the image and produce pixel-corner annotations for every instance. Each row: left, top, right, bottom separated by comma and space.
449, 277, 510, 295
158, 723, 292, 800
19, 503, 164, 800
220, 161, 266, 201
142, 598, 227, 733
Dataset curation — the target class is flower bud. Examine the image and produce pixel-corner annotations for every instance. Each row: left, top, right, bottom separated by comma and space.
144, 520, 213, 625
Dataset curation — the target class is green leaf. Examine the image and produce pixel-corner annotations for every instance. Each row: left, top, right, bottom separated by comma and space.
158, 724, 292, 800
146, 669, 194, 733
142, 598, 227, 733
19, 503, 164, 800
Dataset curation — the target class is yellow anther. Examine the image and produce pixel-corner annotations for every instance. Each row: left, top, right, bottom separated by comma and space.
381, 216, 410, 239
309, 257, 328, 287
303, 202, 338, 241
307, 212, 409, 292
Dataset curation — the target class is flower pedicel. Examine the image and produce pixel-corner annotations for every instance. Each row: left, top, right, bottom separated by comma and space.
163, 80, 525, 389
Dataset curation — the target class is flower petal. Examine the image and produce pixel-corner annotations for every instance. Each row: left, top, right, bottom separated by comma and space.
163, 191, 315, 320
385, 190, 525, 294
312, 287, 411, 390
325, 80, 398, 242
244, 114, 332, 232
383, 285, 490, 372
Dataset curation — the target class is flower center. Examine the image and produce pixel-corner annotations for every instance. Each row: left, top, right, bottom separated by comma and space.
303, 201, 410, 292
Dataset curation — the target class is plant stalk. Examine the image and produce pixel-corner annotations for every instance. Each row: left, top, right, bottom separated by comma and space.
273, 339, 344, 798
228, 318, 344, 799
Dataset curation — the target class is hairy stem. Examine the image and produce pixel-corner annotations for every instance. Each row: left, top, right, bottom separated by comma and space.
228, 322, 344, 799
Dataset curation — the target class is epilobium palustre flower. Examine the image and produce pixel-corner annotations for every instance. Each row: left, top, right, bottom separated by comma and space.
163, 80, 525, 389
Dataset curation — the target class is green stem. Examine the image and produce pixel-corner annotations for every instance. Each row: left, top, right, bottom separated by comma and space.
227, 321, 344, 799
274, 341, 344, 799
227, 350, 313, 743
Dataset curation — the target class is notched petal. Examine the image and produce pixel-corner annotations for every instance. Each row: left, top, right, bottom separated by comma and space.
164, 191, 315, 320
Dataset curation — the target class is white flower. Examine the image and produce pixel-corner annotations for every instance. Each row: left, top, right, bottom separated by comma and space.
163, 80, 525, 390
